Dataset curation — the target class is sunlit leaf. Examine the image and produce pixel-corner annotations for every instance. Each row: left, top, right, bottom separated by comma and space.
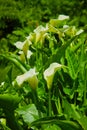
16, 104, 39, 124
78, 117, 87, 130
43, 124, 61, 130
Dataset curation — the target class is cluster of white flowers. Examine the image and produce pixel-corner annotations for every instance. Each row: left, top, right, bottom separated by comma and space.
14, 62, 64, 90
13, 14, 83, 90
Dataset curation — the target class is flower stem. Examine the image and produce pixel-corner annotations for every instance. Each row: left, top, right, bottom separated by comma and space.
48, 89, 51, 116
32, 90, 42, 118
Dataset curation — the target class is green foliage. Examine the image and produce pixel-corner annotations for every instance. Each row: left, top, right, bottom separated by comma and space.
0, 15, 87, 130
16, 104, 39, 124
30, 115, 83, 130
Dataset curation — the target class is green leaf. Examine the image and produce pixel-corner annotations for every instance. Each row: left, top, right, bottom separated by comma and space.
45, 35, 77, 68
0, 65, 11, 84
31, 116, 82, 130
43, 124, 61, 130
62, 99, 81, 119
0, 123, 11, 130
16, 104, 39, 124
0, 94, 21, 110
65, 48, 78, 79
0, 53, 27, 73
78, 117, 87, 130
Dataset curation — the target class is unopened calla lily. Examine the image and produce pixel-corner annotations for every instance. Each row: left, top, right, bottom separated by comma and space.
43, 62, 64, 90
16, 68, 38, 90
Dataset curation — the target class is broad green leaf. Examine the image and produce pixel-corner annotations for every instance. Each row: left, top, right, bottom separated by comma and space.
65, 48, 78, 79
78, 117, 87, 130
0, 94, 21, 110
43, 124, 61, 130
16, 104, 39, 124
0, 65, 11, 84
62, 98, 81, 119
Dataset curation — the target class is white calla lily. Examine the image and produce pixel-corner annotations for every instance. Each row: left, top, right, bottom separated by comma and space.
14, 41, 24, 50
43, 63, 63, 89
34, 25, 48, 33
34, 25, 48, 43
15, 39, 32, 50
18, 50, 33, 62
27, 50, 33, 59
58, 14, 69, 20
22, 39, 32, 55
14, 38, 32, 60
16, 68, 38, 90
76, 29, 84, 36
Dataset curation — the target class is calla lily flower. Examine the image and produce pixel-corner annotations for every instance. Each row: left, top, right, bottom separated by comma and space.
76, 29, 84, 35
14, 38, 32, 62
27, 50, 33, 59
58, 14, 69, 20
19, 50, 33, 62
15, 39, 32, 50
14, 38, 32, 55
43, 63, 64, 89
14, 41, 24, 50
16, 68, 38, 90
34, 25, 48, 43
34, 25, 48, 33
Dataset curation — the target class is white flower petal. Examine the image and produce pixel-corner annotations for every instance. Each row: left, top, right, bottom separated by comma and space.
44, 63, 62, 78
14, 41, 24, 50
76, 29, 84, 35
58, 15, 69, 20
43, 63, 63, 89
16, 68, 38, 89
27, 50, 33, 59
34, 25, 48, 33
63, 25, 69, 29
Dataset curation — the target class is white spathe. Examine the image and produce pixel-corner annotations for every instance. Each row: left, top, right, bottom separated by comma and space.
76, 29, 84, 35
14, 41, 24, 50
14, 39, 32, 50
16, 68, 38, 90
58, 15, 69, 20
43, 63, 63, 89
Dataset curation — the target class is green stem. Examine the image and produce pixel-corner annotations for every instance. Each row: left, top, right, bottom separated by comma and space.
48, 89, 51, 116
0, 94, 23, 130
0, 53, 27, 73
32, 90, 42, 118
32, 90, 45, 130
4, 109, 23, 130
83, 63, 87, 105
